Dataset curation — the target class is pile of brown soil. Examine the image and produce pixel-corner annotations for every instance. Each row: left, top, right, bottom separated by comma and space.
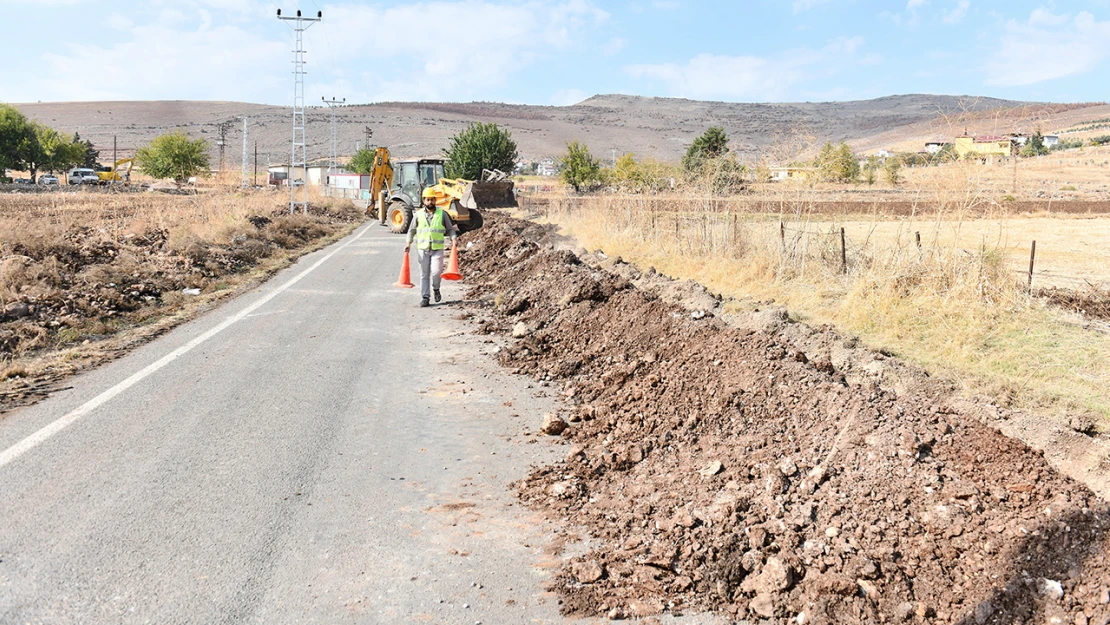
463, 212, 1110, 624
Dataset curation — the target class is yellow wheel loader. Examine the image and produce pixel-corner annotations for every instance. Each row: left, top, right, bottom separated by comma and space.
362, 147, 516, 235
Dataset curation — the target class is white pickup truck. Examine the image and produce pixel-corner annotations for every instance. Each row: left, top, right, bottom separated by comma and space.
67, 168, 100, 185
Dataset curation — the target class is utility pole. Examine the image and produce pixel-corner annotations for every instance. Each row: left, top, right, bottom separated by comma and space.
112, 135, 117, 184
254, 143, 258, 187
241, 117, 250, 188
364, 125, 373, 150
277, 7, 322, 213
216, 120, 233, 173
322, 96, 345, 196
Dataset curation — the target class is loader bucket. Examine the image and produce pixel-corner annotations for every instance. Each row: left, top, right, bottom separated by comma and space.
461, 180, 517, 210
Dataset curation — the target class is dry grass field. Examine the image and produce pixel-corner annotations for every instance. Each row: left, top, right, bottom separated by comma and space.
0, 183, 362, 412
524, 183, 1110, 426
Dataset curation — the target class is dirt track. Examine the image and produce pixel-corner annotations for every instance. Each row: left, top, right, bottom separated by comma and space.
462, 212, 1110, 624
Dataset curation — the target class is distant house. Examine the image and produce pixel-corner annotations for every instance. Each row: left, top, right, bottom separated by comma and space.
770, 166, 816, 181
954, 135, 1016, 159
924, 141, 947, 154
1043, 134, 1060, 147
536, 158, 558, 177
267, 164, 345, 186
876, 149, 894, 158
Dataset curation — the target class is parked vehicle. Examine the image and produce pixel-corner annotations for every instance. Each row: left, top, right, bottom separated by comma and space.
67, 168, 100, 185
40, 174, 59, 185
14, 178, 32, 184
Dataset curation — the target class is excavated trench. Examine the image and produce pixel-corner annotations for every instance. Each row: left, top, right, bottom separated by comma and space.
461, 212, 1110, 625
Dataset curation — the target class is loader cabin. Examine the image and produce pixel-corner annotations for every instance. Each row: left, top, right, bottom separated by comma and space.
394, 159, 446, 202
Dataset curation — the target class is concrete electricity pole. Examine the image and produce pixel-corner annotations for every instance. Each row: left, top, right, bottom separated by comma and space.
276, 8, 322, 213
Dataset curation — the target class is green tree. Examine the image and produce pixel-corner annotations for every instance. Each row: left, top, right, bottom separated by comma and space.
443, 122, 518, 180
31, 124, 84, 177
0, 103, 37, 174
815, 141, 860, 183
884, 157, 903, 186
345, 147, 379, 174
862, 155, 879, 187
135, 131, 211, 182
683, 126, 729, 172
72, 132, 99, 168
559, 141, 602, 193
1020, 130, 1049, 157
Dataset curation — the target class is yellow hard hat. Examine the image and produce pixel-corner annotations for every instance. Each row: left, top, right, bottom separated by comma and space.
421, 187, 436, 199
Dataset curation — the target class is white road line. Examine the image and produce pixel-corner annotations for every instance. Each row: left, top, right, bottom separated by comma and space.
0, 224, 373, 470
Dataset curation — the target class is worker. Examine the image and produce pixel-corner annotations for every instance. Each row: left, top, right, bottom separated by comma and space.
404, 187, 457, 307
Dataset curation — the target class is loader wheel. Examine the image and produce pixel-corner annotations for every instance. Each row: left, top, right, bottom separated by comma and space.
388, 201, 412, 234
456, 208, 484, 235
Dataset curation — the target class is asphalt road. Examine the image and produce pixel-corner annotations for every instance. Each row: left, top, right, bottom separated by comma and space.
0, 223, 590, 624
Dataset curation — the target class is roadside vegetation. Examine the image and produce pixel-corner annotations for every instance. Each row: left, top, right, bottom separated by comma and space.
528, 127, 1110, 426
0, 185, 362, 411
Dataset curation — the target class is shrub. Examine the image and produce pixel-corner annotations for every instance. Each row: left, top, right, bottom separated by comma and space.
443, 122, 518, 180
559, 141, 603, 193
135, 131, 211, 182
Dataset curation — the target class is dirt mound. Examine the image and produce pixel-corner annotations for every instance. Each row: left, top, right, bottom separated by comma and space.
463, 212, 1110, 624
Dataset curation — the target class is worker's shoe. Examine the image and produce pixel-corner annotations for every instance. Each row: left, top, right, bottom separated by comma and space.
433, 289, 442, 303
420, 298, 430, 308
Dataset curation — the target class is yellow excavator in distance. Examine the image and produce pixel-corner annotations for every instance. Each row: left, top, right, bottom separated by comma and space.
96, 158, 134, 184
361, 147, 516, 235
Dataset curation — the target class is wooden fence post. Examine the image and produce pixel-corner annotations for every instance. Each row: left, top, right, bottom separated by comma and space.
840, 227, 848, 274
915, 231, 921, 249
1028, 240, 1037, 289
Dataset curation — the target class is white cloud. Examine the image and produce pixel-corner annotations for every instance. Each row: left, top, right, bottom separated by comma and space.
25, 20, 287, 102
942, 0, 969, 24
315, 1, 610, 102
550, 88, 589, 106
906, 0, 928, 9
603, 37, 626, 55
7, 0, 610, 104
625, 36, 867, 101
104, 13, 132, 30
985, 10, 1110, 87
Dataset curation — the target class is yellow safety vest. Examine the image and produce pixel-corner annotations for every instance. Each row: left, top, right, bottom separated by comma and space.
414, 208, 446, 251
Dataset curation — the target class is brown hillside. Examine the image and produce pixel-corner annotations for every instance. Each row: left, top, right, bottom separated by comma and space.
12, 95, 1108, 167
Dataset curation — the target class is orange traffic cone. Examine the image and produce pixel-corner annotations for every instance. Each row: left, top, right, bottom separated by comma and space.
393, 250, 414, 288
441, 245, 463, 281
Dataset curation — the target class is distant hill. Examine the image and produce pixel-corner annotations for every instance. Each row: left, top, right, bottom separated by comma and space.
13, 95, 1108, 167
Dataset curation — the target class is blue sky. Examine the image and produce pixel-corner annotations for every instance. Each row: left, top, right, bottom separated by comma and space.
3, 0, 1109, 105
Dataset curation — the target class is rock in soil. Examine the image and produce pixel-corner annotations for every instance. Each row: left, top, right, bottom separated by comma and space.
541, 413, 568, 435
462, 212, 1110, 624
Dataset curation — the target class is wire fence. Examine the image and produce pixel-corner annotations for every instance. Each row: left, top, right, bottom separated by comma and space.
527, 196, 1109, 293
